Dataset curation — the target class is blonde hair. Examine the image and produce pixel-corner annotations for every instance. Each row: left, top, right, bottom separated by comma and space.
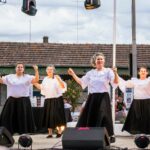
90, 52, 105, 67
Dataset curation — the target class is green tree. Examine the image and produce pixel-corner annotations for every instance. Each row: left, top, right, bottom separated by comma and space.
64, 79, 82, 112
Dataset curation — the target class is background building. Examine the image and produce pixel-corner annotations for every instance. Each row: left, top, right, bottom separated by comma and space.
0, 37, 150, 106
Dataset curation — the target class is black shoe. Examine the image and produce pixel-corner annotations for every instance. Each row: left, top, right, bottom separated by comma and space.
46, 135, 53, 138
110, 136, 116, 143
56, 133, 62, 138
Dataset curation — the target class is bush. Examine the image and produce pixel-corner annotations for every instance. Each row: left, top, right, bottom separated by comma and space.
64, 79, 82, 112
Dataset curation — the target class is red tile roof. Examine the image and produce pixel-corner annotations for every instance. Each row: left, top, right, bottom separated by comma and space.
0, 42, 150, 67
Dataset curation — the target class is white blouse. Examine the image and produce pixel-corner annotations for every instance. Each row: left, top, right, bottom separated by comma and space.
119, 77, 150, 99
80, 68, 116, 94
2, 74, 34, 98
41, 76, 67, 99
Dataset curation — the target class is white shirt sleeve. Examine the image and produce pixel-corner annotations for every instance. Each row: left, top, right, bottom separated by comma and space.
118, 77, 126, 93
26, 74, 35, 85
2, 74, 34, 98
107, 68, 118, 88
41, 77, 46, 96
2, 75, 11, 85
148, 77, 150, 82
80, 72, 90, 89
40, 77, 67, 98
119, 77, 134, 93
40, 84, 45, 96
61, 81, 67, 93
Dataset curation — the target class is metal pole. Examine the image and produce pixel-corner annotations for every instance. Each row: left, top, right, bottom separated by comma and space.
112, 0, 116, 124
131, 0, 137, 77
29, 19, 31, 43
76, 0, 79, 43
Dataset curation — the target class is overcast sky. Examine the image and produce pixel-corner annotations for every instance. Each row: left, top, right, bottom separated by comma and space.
0, 0, 150, 44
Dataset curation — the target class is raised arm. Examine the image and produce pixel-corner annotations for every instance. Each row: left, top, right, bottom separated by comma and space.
33, 83, 41, 90
112, 67, 119, 84
31, 65, 39, 84
55, 75, 66, 89
68, 68, 82, 86
0, 76, 3, 84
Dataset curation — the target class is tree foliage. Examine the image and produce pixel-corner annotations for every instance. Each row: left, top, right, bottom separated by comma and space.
64, 79, 82, 112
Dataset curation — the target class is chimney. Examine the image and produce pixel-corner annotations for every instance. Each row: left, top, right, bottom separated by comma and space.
43, 36, 49, 43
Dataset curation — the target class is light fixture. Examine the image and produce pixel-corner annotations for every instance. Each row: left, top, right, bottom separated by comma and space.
18, 134, 32, 149
21, 0, 37, 16
0, 0, 6, 4
134, 134, 149, 149
84, 0, 101, 10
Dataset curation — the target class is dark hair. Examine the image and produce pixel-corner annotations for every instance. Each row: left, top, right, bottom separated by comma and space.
15, 62, 25, 68
138, 66, 148, 72
137, 66, 149, 78
15, 63, 25, 74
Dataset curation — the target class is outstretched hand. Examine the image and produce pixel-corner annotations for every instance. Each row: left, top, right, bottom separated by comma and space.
68, 68, 75, 76
68, 68, 81, 85
33, 65, 38, 71
112, 67, 119, 84
112, 67, 117, 73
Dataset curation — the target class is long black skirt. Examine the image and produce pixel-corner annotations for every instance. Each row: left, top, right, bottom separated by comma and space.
0, 96, 36, 135
43, 96, 66, 129
76, 92, 114, 136
122, 99, 150, 134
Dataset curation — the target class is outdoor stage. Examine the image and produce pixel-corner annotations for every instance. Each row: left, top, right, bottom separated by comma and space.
9, 124, 147, 150
10, 134, 137, 150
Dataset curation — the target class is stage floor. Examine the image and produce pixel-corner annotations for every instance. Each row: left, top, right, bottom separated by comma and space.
5, 123, 150, 150
9, 133, 149, 150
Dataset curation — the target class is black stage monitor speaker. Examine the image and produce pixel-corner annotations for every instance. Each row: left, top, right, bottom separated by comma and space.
0, 127, 14, 147
22, 0, 37, 16
62, 127, 110, 150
